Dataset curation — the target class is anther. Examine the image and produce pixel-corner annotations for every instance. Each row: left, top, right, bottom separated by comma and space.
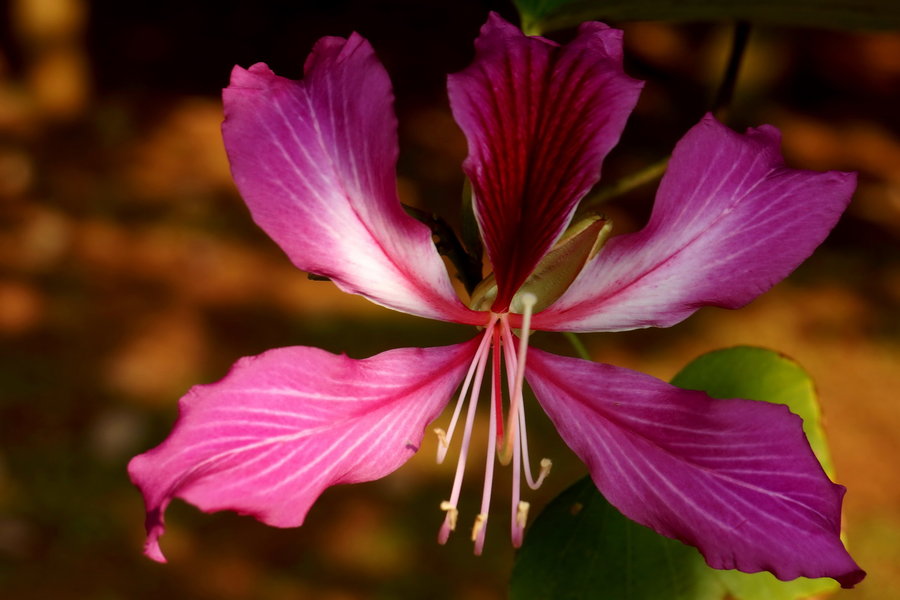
471, 513, 487, 541
536, 458, 552, 486
516, 501, 530, 530
440, 501, 458, 531
434, 428, 449, 450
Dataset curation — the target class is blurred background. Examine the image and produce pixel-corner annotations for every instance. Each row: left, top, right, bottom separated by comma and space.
1, 0, 898, 598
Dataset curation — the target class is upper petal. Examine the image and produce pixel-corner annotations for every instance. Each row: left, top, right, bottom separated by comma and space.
223, 36, 478, 324
128, 339, 478, 562
448, 14, 642, 311
533, 114, 855, 332
526, 349, 864, 588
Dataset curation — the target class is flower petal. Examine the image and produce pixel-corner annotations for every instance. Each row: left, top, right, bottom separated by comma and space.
448, 14, 642, 311
223, 36, 478, 324
526, 349, 865, 588
533, 114, 855, 332
128, 339, 478, 562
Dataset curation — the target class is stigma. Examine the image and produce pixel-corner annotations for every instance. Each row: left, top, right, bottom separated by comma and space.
434, 293, 551, 554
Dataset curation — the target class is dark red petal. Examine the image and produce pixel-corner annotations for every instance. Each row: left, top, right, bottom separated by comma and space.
448, 14, 641, 310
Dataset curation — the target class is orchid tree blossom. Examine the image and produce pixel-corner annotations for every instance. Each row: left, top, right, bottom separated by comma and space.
128, 13, 864, 587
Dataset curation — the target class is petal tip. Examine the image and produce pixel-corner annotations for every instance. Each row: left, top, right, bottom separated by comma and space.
143, 508, 169, 563
227, 62, 275, 89
837, 566, 867, 589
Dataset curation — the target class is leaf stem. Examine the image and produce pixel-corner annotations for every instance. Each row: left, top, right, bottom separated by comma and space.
712, 21, 751, 121
563, 332, 591, 361
578, 157, 669, 214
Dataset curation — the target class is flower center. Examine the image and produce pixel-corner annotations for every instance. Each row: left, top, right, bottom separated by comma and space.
433, 292, 551, 554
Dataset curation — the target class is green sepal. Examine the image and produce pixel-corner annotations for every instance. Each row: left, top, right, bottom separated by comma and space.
469, 214, 612, 312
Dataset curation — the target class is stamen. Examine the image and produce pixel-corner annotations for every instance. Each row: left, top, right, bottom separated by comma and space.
438, 501, 459, 543
499, 292, 537, 464
517, 398, 552, 490
440, 501, 458, 529
434, 428, 448, 450
437, 318, 494, 544
511, 417, 524, 547
491, 326, 504, 440
473, 329, 502, 555
471, 513, 487, 542
516, 501, 530, 530
539, 458, 552, 481
436, 317, 497, 464
434, 296, 550, 553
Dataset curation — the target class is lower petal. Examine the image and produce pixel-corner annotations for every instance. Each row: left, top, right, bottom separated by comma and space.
526, 349, 864, 588
128, 339, 478, 562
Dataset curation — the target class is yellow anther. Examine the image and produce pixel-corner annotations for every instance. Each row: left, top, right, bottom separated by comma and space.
516, 501, 531, 529
440, 501, 458, 531
539, 458, 552, 481
434, 427, 449, 449
471, 513, 487, 541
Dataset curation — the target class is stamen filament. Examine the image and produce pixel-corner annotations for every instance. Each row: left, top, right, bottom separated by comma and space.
436, 316, 498, 464
473, 330, 502, 555
434, 295, 550, 553
517, 398, 552, 490
438, 319, 494, 544
499, 292, 537, 464
511, 403, 524, 547
498, 322, 518, 465
492, 326, 504, 440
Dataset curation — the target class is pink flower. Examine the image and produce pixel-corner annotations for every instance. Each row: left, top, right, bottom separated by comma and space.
129, 13, 864, 587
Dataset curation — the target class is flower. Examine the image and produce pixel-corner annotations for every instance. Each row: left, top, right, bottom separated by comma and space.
128, 13, 864, 587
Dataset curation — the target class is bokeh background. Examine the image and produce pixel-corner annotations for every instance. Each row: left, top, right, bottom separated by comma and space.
1, 0, 898, 598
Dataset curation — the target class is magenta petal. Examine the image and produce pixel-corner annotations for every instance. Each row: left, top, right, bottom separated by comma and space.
448, 14, 642, 311
128, 339, 478, 562
534, 114, 855, 332
223, 36, 478, 324
526, 349, 865, 587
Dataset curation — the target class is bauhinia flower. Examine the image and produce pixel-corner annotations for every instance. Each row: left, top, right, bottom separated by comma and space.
128, 13, 865, 587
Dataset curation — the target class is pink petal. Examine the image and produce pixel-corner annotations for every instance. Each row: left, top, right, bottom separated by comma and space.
223, 36, 479, 324
128, 339, 478, 562
526, 349, 864, 588
533, 114, 855, 332
448, 14, 642, 311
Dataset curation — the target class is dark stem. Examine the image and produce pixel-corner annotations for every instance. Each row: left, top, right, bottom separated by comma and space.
403, 204, 483, 296
712, 21, 752, 120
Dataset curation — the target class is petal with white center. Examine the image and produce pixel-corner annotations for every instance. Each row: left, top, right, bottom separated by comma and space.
533, 114, 855, 332
526, 349, 865, 588
223, 36, 478, 324
448, 13, 642, 311
128, 339, 478, 562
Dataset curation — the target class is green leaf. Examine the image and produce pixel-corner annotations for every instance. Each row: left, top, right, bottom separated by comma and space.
670, 346, 834, 478
510, 346, 839, 600
671, 347, 839, 599
514, 0, 900, 34
510, 476, 726, 600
